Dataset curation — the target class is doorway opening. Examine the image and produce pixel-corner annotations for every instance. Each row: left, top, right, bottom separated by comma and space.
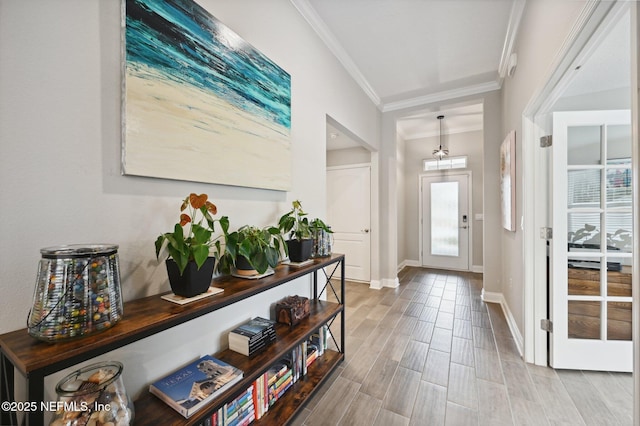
523, 0, 635, 374
325, 116, 377, 287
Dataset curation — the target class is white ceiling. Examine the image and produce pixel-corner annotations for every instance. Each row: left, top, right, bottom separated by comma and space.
297, 0, 522, 150
311, 1, 629, 151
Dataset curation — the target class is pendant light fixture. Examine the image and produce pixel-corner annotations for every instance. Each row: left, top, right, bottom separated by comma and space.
432, 115, 448, 160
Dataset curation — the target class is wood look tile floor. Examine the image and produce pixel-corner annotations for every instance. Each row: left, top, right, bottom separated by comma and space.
292, 267, 634, 426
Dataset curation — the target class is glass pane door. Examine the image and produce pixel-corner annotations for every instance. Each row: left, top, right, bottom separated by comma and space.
552, 110, 632, 371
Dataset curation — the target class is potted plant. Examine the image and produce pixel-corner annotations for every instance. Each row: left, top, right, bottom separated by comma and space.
278, 200, 316, 262
310, 218, 333, 257
216, 225, 284, 276
155, 193, 228, 297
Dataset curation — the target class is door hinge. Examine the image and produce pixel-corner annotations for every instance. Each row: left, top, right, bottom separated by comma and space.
540, 227, 552, 240
540, 135, 552, 147
541, 319, 553, 332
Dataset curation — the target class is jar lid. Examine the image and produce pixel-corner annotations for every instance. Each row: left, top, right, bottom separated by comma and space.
40, 244, 119, 259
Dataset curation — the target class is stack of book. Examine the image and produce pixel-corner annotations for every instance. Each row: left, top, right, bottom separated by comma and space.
208, 384, 255, 426
266, 360, 293, 407
306, 342, 319, 368
149, 355, 243, 419
228, 317, 277, 356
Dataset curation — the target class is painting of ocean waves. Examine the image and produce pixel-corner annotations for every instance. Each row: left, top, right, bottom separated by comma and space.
123, 0, 292, 190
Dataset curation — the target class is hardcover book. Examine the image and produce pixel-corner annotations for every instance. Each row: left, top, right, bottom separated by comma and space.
149, 355, 243, 418
229, 317, 277, 356
230, 317, 276, 341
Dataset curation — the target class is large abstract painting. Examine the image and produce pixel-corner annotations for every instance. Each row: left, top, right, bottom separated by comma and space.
500, 131, 516, 231
122, 0, 292, 190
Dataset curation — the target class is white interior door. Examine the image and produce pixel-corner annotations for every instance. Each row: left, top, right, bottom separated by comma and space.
327, 165, 371, 282
550, 110, 633, 371
421, 173, 470, 271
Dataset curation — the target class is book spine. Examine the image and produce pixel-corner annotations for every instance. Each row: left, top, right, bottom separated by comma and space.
252, 377, 260, 420
229, 332, 276, 356
275, 377, 293, 399
302, 341, 308, 376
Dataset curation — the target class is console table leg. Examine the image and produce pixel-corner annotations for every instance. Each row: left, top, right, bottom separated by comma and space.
340, 258, 345, 356
313, 270, 318, 300
27, 373, 45, 426
1, 353, 18, 426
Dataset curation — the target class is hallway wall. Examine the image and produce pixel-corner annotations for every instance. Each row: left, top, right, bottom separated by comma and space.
500, 0, 586, 335
0, 0, 379, 408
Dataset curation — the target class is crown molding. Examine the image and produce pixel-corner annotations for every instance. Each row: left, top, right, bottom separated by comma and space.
291, 0, 382, 108
498, 0, 527, 78
382, 80, 501, 113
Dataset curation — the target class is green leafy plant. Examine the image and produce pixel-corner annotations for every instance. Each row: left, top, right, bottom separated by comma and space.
278, 200, 312, 241
216, 225, 284, 275
155, 193, 228, 275
279, 201, 333, 239
309, 217, 333, 234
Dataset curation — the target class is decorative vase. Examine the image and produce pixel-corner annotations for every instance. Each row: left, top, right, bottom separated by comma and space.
287, 239, 313, 262
234, 255, 258, 277
165, 257, 215, 297
312, 227, 333, 257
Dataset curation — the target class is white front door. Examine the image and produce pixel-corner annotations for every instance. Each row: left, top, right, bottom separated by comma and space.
421, 173, 470, 271
327, 165, 371, 282
550, 110, 633, 371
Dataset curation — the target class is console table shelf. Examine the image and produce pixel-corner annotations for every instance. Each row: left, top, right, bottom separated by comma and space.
0, 254, 345, 426
134, 302, 343, 425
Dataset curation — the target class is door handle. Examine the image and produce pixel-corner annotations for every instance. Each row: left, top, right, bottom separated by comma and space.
362, 229, 370, 233
459, 226, 468, 229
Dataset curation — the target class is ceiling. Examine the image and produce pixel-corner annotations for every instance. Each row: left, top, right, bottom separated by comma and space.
307, 1, 629, 151
292, 0, 524, 149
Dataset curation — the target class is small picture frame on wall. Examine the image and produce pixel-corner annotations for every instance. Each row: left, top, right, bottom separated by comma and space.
500, 131, 516, 231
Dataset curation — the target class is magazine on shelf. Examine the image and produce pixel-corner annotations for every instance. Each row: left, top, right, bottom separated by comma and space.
149, 355, 243, 418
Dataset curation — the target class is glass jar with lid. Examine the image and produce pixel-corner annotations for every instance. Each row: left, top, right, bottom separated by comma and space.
50, 361, 134, 426
27, 244, 123, 342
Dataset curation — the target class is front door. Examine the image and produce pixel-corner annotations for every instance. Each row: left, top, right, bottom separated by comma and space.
550, 110, 633, 371
327, 165, 371, 282
421, 173, 470, 271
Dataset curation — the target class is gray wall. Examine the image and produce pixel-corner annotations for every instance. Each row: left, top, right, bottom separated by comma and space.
0, 0, 379, 409
500, 0, 586, 333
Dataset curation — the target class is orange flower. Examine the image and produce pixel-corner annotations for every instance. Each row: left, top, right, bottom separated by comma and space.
205, 201, 217, 215
179, 214, 191, 226
189, 193, 207, 209
180, 198, 189, 211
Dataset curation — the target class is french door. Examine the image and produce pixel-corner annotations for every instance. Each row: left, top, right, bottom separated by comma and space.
550, 110, 633, 371
421, 172, 470, 271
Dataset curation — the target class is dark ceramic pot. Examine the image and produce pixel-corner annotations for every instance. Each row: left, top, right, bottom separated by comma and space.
165, 257, 215, 297
234, 255, 258, 277
286, 239, 313, 262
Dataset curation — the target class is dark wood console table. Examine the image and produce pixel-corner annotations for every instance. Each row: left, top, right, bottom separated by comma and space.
0, 254, 345, 426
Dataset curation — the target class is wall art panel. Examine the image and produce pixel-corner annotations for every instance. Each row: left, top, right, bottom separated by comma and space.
123, 0, 291, 190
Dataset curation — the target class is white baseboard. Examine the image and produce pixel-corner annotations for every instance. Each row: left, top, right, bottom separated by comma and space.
369, 279, 383, 290
398, 260, 420, 271
382, 277, 399, 288
481, 289, 524, 357
471, 265, 484, 274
